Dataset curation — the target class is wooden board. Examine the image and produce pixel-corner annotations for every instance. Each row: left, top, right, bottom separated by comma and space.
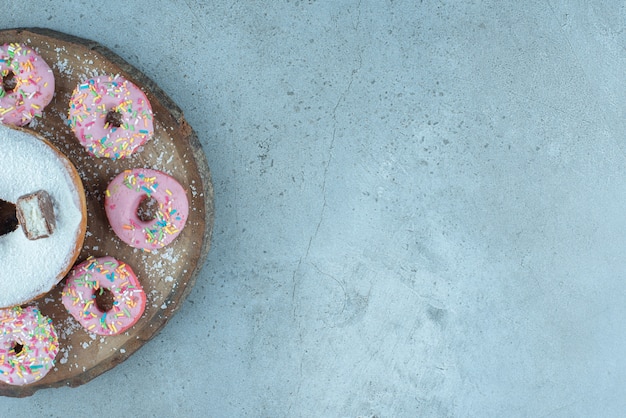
0, 28, 214, 397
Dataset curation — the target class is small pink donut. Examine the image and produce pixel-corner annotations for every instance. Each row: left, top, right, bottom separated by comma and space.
61, 256, 146, 336
0, 43, 55, 126
105, 168, 189, 250
0, 306, 58, 385
68, 75, 154, 159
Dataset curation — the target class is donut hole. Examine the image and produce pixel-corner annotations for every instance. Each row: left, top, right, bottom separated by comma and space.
0, 199, 18, 236
137, 196, 159, 222
2, 71, 17, 93
11, 342, 24, 357
94, 287, 115, 313
105, 110, 123, 128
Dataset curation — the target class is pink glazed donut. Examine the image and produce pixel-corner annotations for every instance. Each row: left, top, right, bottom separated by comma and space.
0, 43, 55, 126
68, 75, 153, 159
0, 306, 58, 385
61, 256, 146, 336
105, 168, 189, 250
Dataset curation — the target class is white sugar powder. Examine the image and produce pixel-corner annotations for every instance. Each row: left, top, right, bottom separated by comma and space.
0, 125, 83, 307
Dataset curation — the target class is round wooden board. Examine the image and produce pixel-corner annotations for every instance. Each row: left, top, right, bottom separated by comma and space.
0, 28, 214, 397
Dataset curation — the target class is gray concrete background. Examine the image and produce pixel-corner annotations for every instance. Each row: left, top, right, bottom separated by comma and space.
2, 1, 625, 416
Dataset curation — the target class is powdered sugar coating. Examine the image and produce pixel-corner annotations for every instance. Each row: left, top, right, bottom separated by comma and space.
0, 306, 58, 385
0, 125, 84, 307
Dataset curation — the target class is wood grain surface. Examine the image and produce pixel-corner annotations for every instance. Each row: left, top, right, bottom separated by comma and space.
0, 28, 214, 397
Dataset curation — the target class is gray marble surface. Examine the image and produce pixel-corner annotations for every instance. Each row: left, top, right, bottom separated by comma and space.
3, 1, 626, 416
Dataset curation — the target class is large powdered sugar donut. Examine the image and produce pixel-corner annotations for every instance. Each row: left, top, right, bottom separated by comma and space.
68, 75, 154, 159
0, 306, 58, 386
0, 43, 55, 126
0, 124, 87, 308
105, 168, 189, 250
61, 256, 146, 336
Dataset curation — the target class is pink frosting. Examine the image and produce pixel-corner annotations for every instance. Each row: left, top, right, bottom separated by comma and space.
105, 168, 189, 250
0, 306, 58, 385
0, 43, 55, 126
61, 256, 146, 336
68, 75, 154, 159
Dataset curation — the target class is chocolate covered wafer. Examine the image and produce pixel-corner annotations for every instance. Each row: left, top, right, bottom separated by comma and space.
16, 190, 56, 240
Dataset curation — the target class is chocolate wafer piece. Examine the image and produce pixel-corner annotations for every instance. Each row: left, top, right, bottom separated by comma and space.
16, 190, 56, 240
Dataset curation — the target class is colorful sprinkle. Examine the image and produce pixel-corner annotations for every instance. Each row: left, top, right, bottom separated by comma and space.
105, 169, 189, 249
0, 306, 58, 386
61, 256, 146, 336
67, 75, 154, 159
0, 43, 54, 126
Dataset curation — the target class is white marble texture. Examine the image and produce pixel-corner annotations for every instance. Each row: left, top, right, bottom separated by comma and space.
3, 1, 626, 416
